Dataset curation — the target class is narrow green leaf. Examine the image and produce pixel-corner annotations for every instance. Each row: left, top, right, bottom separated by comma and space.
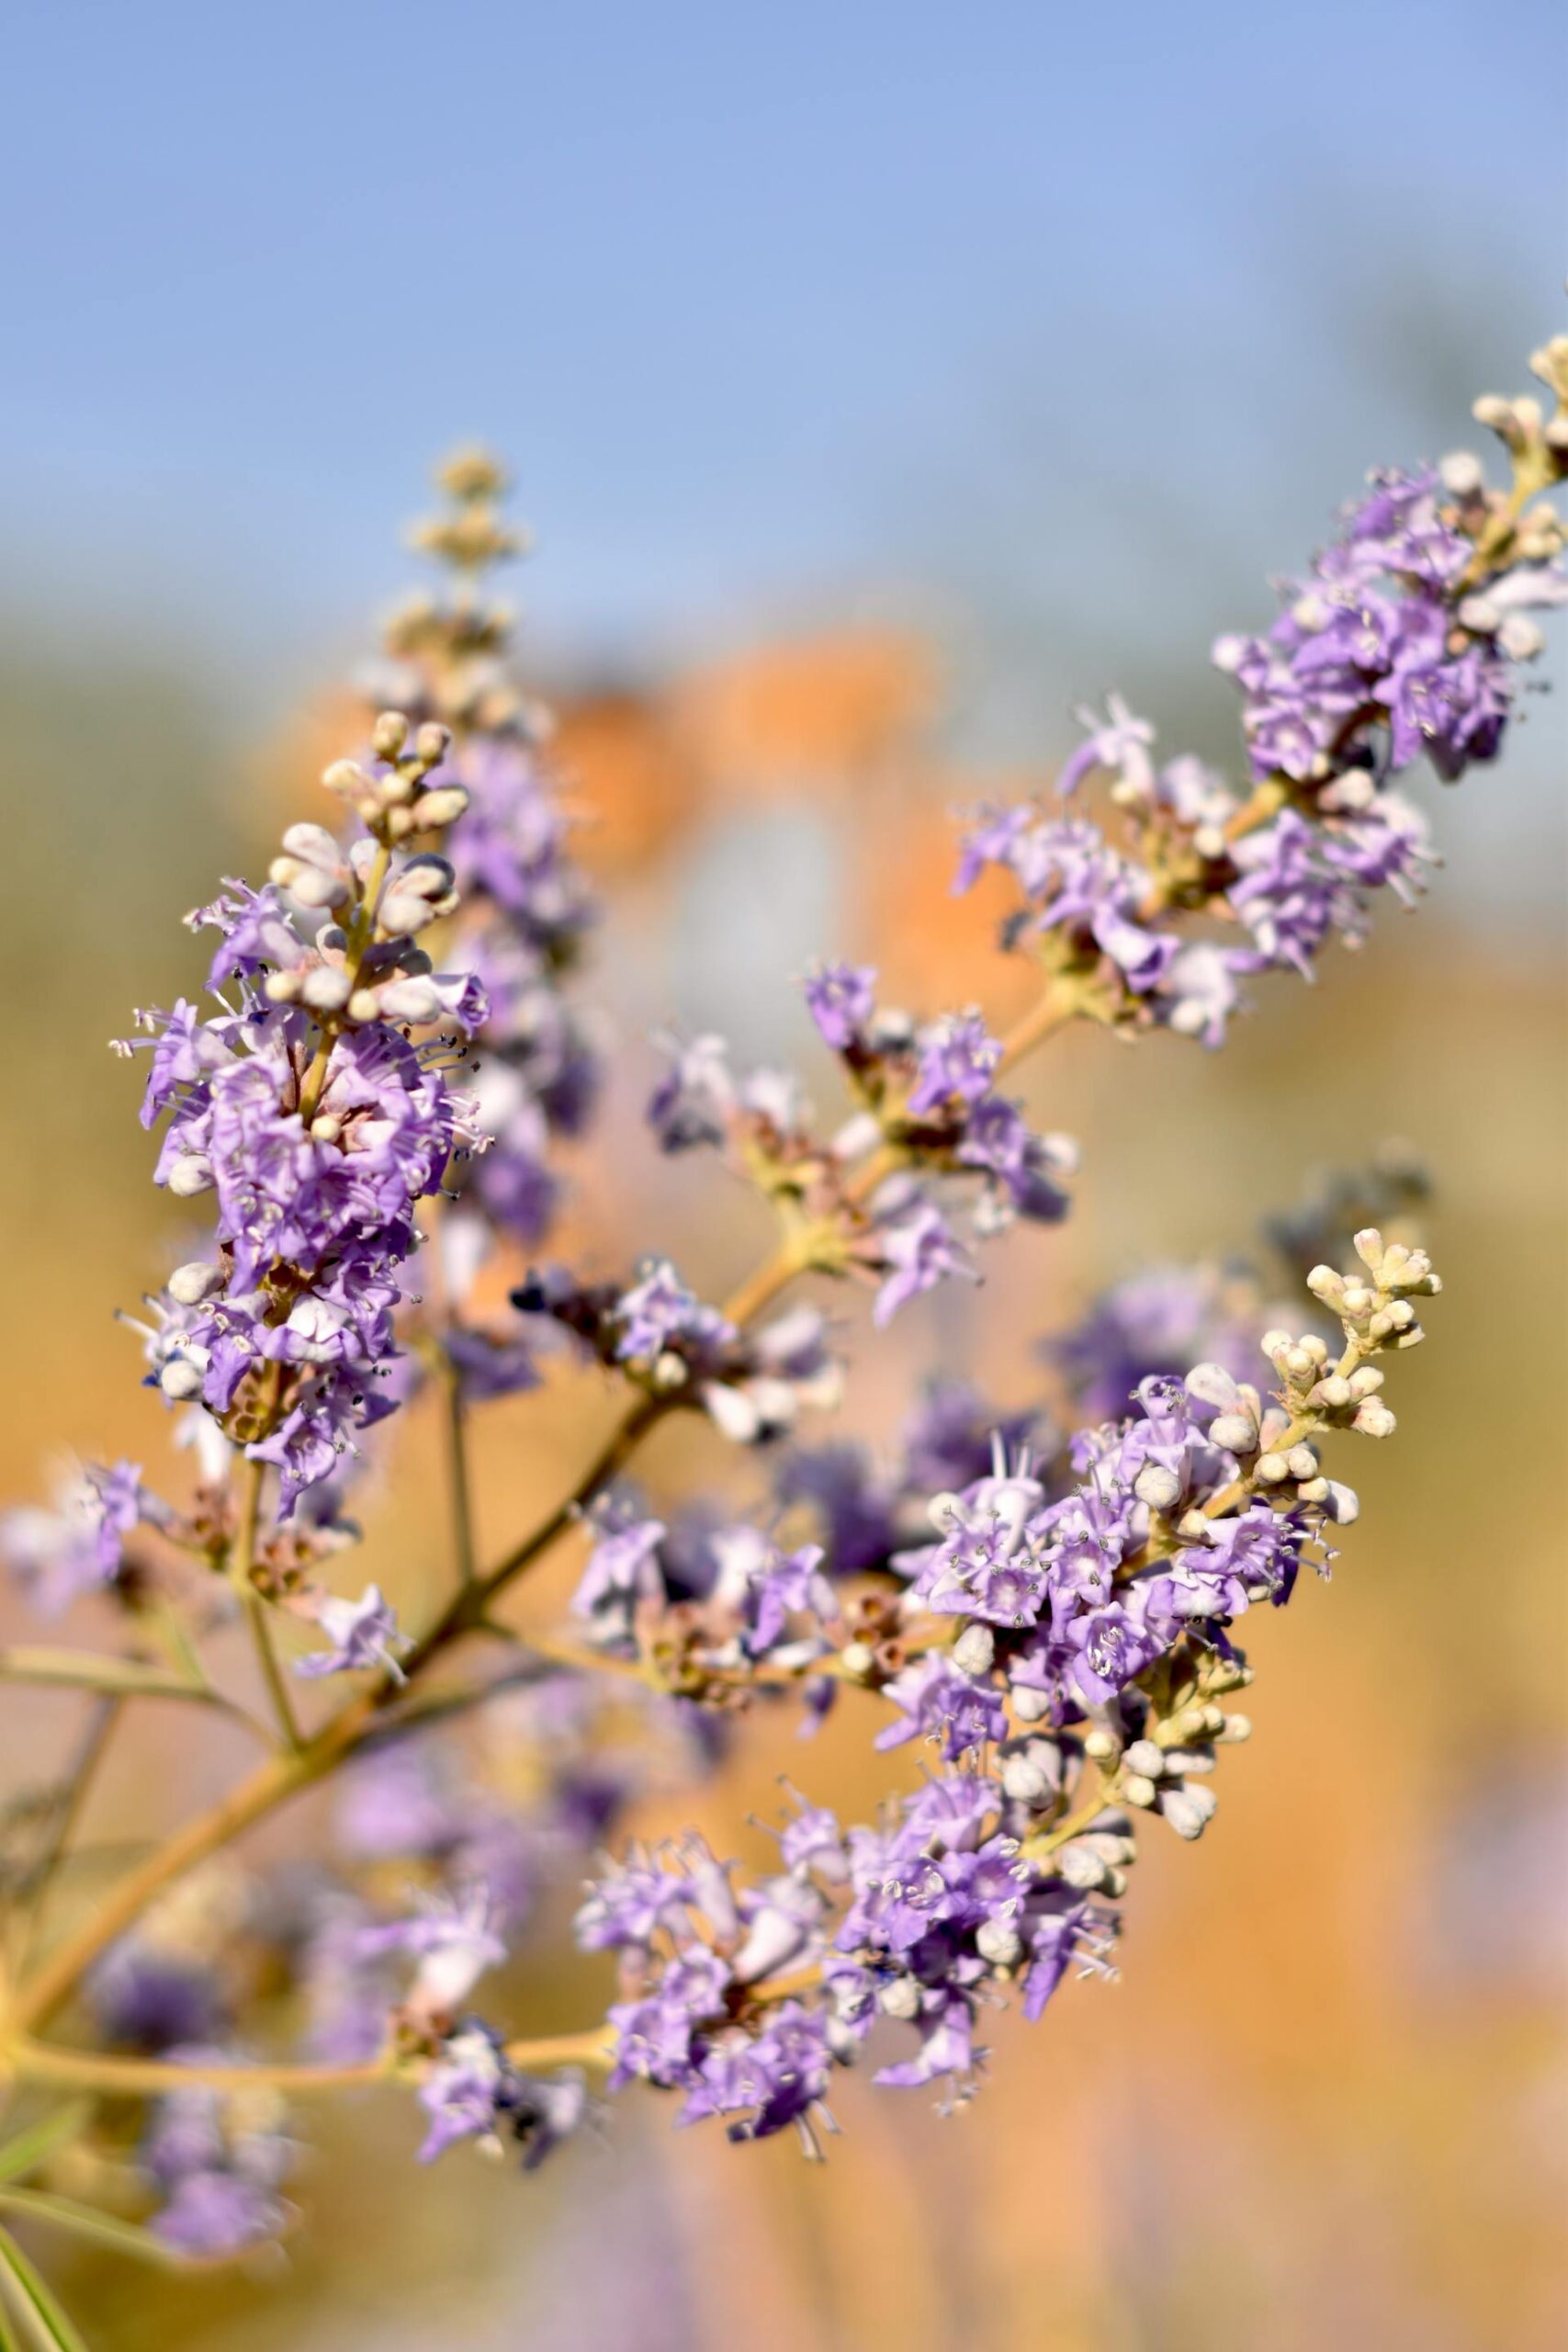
0, 2112, 91, 2191
0, 1649, 209, 1704
0, 2194, 181, 2271
0, 2230, 90, 2352
0, 2274, 23, 2352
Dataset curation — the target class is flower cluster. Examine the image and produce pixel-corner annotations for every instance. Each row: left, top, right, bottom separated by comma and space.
572, 1224, 1439, 2131
956, 368, 1567, 1049
0, 335, 1559, 2316
354, 449, 601, 1392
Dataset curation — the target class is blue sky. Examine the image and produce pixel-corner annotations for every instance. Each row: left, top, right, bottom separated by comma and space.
3, 0, 1562, 729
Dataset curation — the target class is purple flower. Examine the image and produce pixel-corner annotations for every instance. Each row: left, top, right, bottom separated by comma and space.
647, 1034, 735, 1153
804, 962, 875, 1050
907, 1012, 1001, 1117
680, 2003, 834, 2145
743, 1541, 835, 1657
871, 1202, 978, 1328
355, 1885, 507, 2023
875, 1654, 1008, 1761
142, 2058, 293, 2256
294, 1584, 409, 1681
1057, 695, 1156, 799
420, 2023, 590, 2170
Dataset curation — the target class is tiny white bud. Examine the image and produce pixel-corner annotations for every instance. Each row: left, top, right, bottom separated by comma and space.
378, 977, 444, 1023
1010, 1685, 1052, 1724
310, 1114, 344, 1143
1218, 1713, 1251, 1743
839, 1641, 876, 1682
264, 969, 301, 1004
166, 1155, 214, 1197
1057, 1843, 1108, 1892
300, 967, 353, 1012
167, 1261, 223, 1306
878, 1976, 921, 2020
1286, 1444, 1318, 1481
288, 867, 348, 910
1314, 1375, 1351, 1410
379, 889, 440, 936
346, 989, 381, 1025
159, 1357, 206, 1400
1304, 1265, 1342, 1301
1122, 1773, 1158, 1808
1209, 1412, 1257, 1454
1123, 1739, 1165, 1780
414, 786, 469, 828
1255, 1452, 1289, 1484
1161, 1784, 1218, 1839
953, 1623, 995, 1677
1000, 1751, 1053, 1807
322, 758, 371, 797
976, 1918, 1023, 1969
1134, 1463, 1182, 1511
1353, 1400, 1396, 1439
1083, 1727, 1118, 1762
415, 720, 452, 766
371, 711, 410, 760
1438, 449, 1483, 497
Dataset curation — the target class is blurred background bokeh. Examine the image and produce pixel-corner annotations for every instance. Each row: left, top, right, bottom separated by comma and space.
1, 4, 1564, 2345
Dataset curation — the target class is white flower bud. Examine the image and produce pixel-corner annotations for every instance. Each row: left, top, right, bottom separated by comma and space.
264, 969, 301, 1003
379, 889, 441, 935
839, 1641, 876, 1682
290, 866, 348, 910
167, 1261, 223, 1306
415, 721, 452, 766
1134, 1463, 1182, 1511
310, 1114, 344, 1144
1082, 1727, 1118, 1762
159, 1356, 207, 1400
371, 711, 410, 760
1313, 1375, 1351, 1410
1057, 1843, 1108, 1891
346, 989, 381, 1025
1259, 1329, 1294, 1360
414, 786, 469, 828
1353, 1399, 1396, 1439
1304, 1265, 1343, 1302
1122, 1773, 1158, 1808
1010, 1685, 1052, 1724
378, 977, 444, 1023
1000, 1752, 1054, 1808
1123, 1739, 1165, 1781
166, 1155, 214, 1197
976, 1918, 1023, 1969
1161, 1784, 1218, 1839
953, 1623, 995, 1677
1209, 1412, 1257, 1454
1498, 614, 1545, 661
878, 1976, 921, 2020
1186, 1362, 1241, 1410
1218, 1713, 1251, 1743
1255, 1452, 1289, 1484
300, 967, 353, 1012
1285, 1444, 1318, 1481
322, 758, 372, 797
1438, 449, 1484, 497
